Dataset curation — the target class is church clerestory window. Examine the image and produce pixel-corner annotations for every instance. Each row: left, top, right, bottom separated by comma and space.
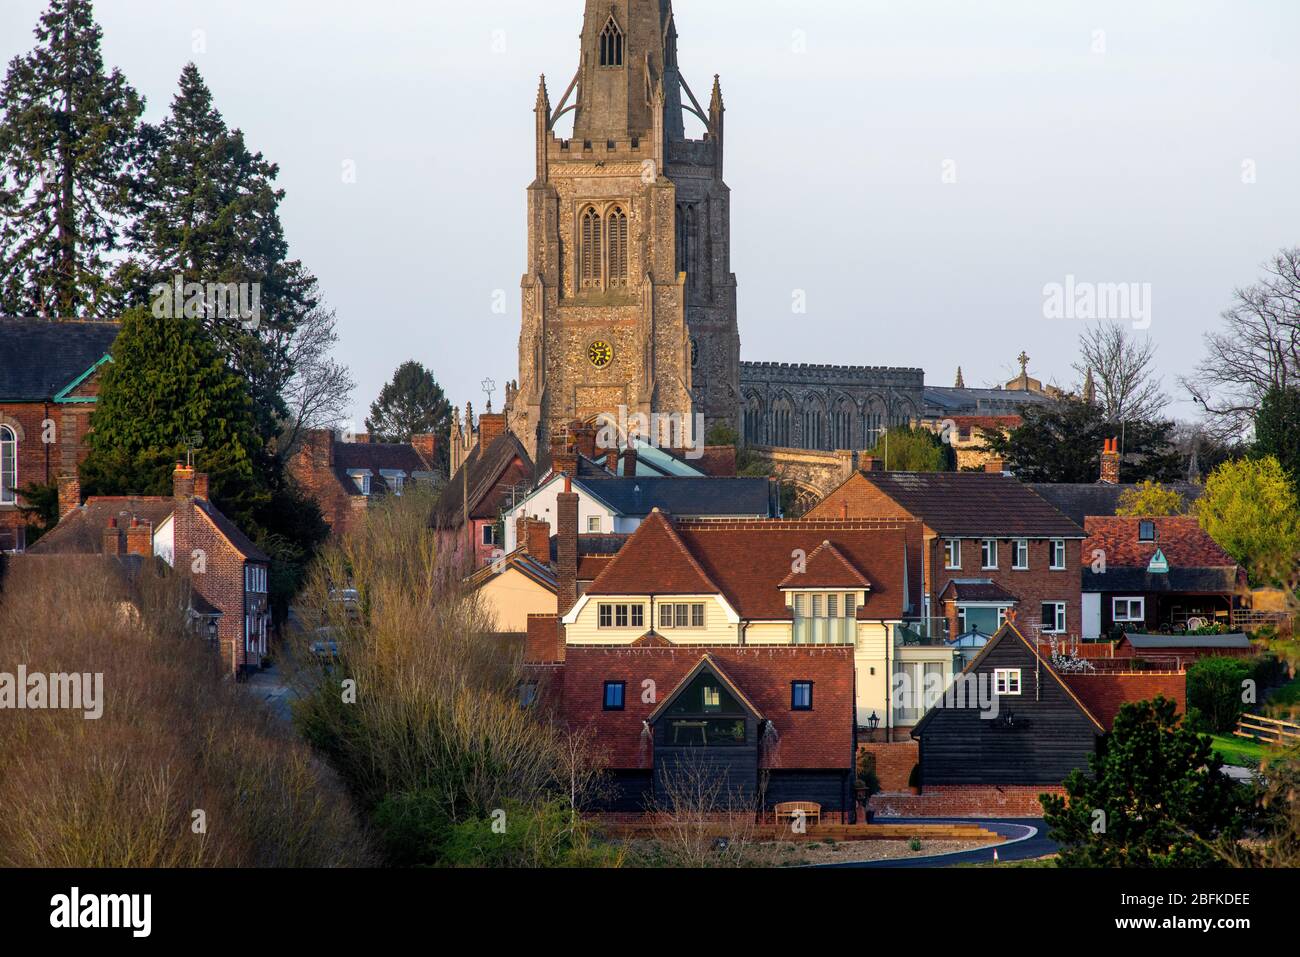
599, 16, 624, 67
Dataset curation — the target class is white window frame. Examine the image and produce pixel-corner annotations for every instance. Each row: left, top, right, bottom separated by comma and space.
1041, 601, 1066, 634
481, 524, 498, 547
1113, 597, 1145, 623
1012, 539, 1029, 570
587, 515, 602, 533
944, 539, 961, 570
994, 668, 1022, 696
658, 601, 705, 630
0, 425, 15, 505
981, 539, 998, 570
1050, 539, 1066, 570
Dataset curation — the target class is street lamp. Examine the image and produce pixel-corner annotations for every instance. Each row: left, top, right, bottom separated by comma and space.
867, 711, 880, 742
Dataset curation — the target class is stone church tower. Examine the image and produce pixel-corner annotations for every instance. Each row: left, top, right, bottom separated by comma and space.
507, 0, 740, 460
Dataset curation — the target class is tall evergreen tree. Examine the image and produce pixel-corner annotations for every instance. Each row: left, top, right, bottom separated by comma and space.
366, 361, 452, 470
980, 398, 1182, 483
1254, 385, 1300, 487
79, 305, 266, 523
0, 0, 143, 318
126, 63, 317, 440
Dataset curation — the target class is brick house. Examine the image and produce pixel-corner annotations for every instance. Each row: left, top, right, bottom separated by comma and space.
287, 428, 440, 538
806, 467, 1086, 644
29, 465, 270, 676
433, 412, 535, 570
1080, 516, 1247, 639
0, 318, 119, 551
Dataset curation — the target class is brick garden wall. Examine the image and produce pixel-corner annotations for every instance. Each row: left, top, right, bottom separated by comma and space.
870, 785, 1064, 818
856, 740, 918, 792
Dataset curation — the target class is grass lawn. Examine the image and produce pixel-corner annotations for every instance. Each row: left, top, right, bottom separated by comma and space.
1210, 733, 1270, 768
1265, 674, 1300, 710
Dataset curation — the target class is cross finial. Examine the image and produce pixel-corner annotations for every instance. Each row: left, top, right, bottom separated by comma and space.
1017, 351, 1030, 376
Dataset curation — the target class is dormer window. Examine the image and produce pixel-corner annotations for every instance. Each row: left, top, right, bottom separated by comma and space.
348, 469, 371, 495
1138, 520, 1156, 542
599, 16, 624, 67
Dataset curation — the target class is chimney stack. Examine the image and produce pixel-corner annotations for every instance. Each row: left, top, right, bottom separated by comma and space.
173, 464, 195, 500
478, 413, 507, 449
57, 474, 81, 522
553, 442, 578, 478
556, 474, 579, 615
193, 473, 210, 500
573, 421, 597, 461
622, 437, 639, 477
411, 433, 438, 468
984, 457, 1006, 474
605, 446, 620, 474
526, 519, 551, 560
1100, 437, 1121, 485
125, 518, 153, 557
859, 455, 882, 473
102, 518, 125, 556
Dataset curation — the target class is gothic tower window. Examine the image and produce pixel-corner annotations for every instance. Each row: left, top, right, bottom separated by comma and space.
580, 206, 603, 290
607, 206, 628, 288
744, 394, 764, 445
599, 16, 624, 67
832, 397, 855, 449
676, 203, 693, 280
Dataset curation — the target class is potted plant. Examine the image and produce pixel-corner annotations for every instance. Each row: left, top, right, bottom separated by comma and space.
907, 763, 922, 796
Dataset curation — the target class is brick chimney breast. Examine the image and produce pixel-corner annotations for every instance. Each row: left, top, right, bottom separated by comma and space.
556, 479, 579, 615
478, 413, 507, 449
125, 518, 153, 557
102, 518, 124, 556
57, 474, 81, 522
526, 519, 551, 560
410, 433, 438, 468
1100, 438, 1121, 485
173, 464, 195, 501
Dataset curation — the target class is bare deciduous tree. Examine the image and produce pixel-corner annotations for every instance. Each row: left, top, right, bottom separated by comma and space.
273, 302, 356, 459
1182, 247, 1300, 438
1073, 321, 1169, 423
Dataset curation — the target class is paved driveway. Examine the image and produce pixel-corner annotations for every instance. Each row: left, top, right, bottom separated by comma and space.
818, 818, 1057, 868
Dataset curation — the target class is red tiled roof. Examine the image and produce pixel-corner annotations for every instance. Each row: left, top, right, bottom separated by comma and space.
777, 540, 872, 590
1082, 516, 1236, 570
586, 510, 721, 597
855, 472, 1085, 538
1062, 672, 1187, 731
560, 645, 855, 770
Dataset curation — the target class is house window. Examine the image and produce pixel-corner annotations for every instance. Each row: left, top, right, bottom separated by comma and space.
1138, 520, 1156, 542
792, 681, 814, 711
944, 539, 961, 569
981, 539, 998, 569
793, 592, 857, 645
1012, 539, 1029, 570
518, 681, 538, 708
482, 524, 498, 546
665, 674, 747, 747
349, 470, 370, 495
658, 602, 705, 629
599, 15, 624, 67
603, 681, 625, 711
0, 426, 16, 505
391, 474, 404, 496
1041, 601, 1066, 634
587, 515, 602, 533
994, 668, 1022, 695
1113, 597, 1146, 623
1050, 539, 1066, 570
598, 603, 644, 629
244, 565, 267, 594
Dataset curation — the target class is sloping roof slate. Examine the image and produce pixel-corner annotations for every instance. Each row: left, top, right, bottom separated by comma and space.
0, 319, 119, 401
27, 497, 176, 554
1029, 483, 1204, 525
859, 472, 1084, 538
433, 432, 534, 527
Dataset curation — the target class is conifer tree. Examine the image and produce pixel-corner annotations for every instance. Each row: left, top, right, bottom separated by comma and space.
366, 361, 452, 470
0, 0, 144, 318
126, 63, 316, 440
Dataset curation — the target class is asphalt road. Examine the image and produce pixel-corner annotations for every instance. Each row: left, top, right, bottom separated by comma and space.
819, 818, 1058, 868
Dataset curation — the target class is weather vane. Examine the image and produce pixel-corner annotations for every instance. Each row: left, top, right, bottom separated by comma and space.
184, 432, 204, 468
481, 377, 496, 411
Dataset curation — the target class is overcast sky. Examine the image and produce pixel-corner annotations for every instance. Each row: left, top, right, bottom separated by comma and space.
4, 0, 1297, 427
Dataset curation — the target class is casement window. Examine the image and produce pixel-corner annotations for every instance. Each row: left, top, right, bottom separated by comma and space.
792, 592, 857, 645
944, 539, 961, 570
598, 603, 644, 629
791, 681, 814, 711
1040, 601, 1067, 634
658, 602, 705, 629
1012, 539, 1029, 570
981, 539, 998, 569
603, 681, 625, 711
1113, 597, 1146, 623
244, 565, 267, 594
994, 668, 1022, 696
587, 515, 602, 533
481, 524, 498, 547
1138, 520, 1156, 542
0, 425, 16, 505
1050, 539, 1066, 570
598, 15, 624, 67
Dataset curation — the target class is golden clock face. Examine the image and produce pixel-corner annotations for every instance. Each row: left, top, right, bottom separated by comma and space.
588, 340, 614, 369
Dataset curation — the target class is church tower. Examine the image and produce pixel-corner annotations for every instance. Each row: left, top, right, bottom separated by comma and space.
508, 0, 740, 460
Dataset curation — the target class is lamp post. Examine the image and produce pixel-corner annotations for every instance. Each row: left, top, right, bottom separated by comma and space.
867, 711, 880, 742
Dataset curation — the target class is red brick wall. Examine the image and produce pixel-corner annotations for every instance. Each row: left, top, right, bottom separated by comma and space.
857, 740, 918, 791
525, 613, 564, 664
870, 785, 1065, 818
1, 400, 97, 547
175, 500, 254, 675
933, 536, 1082, 638
804, 473, 912, 522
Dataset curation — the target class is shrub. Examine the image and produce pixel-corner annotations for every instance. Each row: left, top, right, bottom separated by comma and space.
1186, 656, 1254, 733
